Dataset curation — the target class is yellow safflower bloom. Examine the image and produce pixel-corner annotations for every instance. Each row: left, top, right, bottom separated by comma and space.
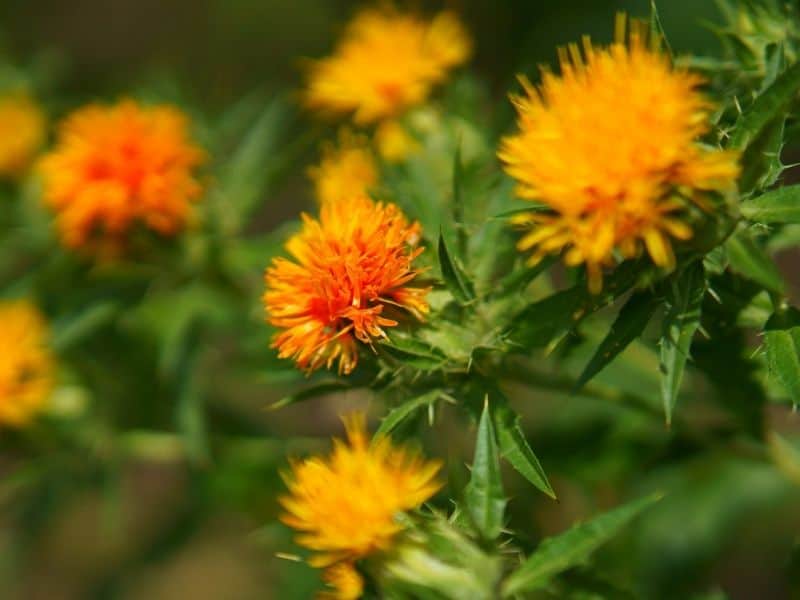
308, 131, 378, 204
0, 92, 46, 177
280, 413, 441, 572
320, 562, 364, 600
39, 100, 206, 252
264, 195, 429, 375
0, 300, 54, 426
305, 7, 471, 125
499, 14, 740, 292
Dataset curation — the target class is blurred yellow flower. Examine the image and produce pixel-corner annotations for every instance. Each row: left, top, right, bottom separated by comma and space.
499, 14, 740, 292
39, 100, 206, 252
280, 413, 441, 570
308, 131, 377, 204
374, 120, 419, 163
305, 7, 471, 125
264, 195, 429, 375
0, 92, 46, 177
0, 300, 54, 427
320, 562, 364, 600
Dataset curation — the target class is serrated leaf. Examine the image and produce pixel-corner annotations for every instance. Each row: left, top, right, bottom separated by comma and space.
764, 308, 800, 405
725, 228, 785, 294
494, 403, 556, 499
438, 231, 475, 304
575, 291, 660, 391
738, 116, 785, 193
464, 400, 506, 541
269, 381, 350, 410
501, 495, 661, 597
742, 184, 800, 224
729, 60, 800, 151
508, 260, 642, 350
660, 262, 706, 425
376, 390, 441, 437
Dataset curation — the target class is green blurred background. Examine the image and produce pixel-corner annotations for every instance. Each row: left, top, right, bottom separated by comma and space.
3, 1, 800, 599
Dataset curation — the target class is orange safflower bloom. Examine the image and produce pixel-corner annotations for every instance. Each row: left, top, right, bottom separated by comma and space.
39, 100, 205, 251
264, 195, 429, 375
499, 15, 739, 292
305, 7, 471, 125
0, 92, 46, 177
280, 413, 441, 570
320, 562, 364, 600
0, 300, 54, 427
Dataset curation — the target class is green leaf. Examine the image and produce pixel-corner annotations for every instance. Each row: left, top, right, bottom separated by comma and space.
269, 381, 351, 410
451, 145, 467, 259
215, 98, 291, 233
725, 229, 785, 294
729, 60, 800, 151
764, 308, 800, 405
494, 403, 556, 499
438, 231, 475, 304
51, 301, 119, 352
501, 495, 661, 597
174, 324, 208, 465
660, 262, 707, 425
464, 399, 506, 541
509, 260, 642, 350
376, 390, 441, 437
738, 116, 785, 193
575, 292, 660, 391
742, 184, 800, 224
380, 337, 448, 371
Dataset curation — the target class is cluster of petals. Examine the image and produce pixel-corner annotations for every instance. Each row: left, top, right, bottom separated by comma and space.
264, 194, 429, 375
499, 15, 740, 292
280, 413, 441, 595
0, 300, 54, 427
0, 92, 46, 177
38, 100, 205, 251
307, 131, 378, 205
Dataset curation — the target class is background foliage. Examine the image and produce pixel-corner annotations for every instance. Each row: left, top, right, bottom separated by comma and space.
2, 1, 800, 599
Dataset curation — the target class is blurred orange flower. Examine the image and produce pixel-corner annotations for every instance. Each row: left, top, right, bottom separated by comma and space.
39, 100, 205, 251
308, 131, 378, 205
0, 300, 54, 427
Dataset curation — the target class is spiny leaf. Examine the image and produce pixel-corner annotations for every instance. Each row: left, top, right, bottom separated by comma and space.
501, 494, 661, 597
738, 116, 785, 193
575, 291, 660, 391
660, 262, 707, 425
269, 381, 351, 410
494, 402, 556, 499
764, 308, 800, 406
742, 184, 800, 224
464, 399, 506, 541
376, 390, 441, 438
380, 337, 448, 371
438, 230, 475, 304
729, 60, 800, 150
725, 228, 785, 295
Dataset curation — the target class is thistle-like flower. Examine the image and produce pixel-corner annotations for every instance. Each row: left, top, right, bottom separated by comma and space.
0, 92, 46, 177
0, 300, 54, 426
264, 194, 429, 375
304, 7, 471, 125
499, 14, 740, 292
39, 100, 205, 251
308, 131, 378, 205
280, 413, 441, 597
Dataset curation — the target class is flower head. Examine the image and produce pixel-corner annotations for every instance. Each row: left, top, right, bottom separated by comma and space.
264, 195, 429, 375
320, 562, 364, 600
499, 14, 740, 292
308, 131, 378, 205
39, 100, 206, 251
305, 7, 471, 124
280, 413, 441, 569
0, 92, 46, 177
0, 300, 54, 427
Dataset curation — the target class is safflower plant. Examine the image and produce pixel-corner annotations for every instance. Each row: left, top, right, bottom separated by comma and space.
2, 1, 800, 598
